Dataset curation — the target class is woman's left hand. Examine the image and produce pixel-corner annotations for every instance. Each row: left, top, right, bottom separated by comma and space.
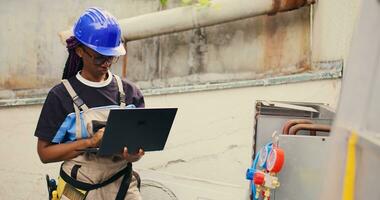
123, 147, 144, 162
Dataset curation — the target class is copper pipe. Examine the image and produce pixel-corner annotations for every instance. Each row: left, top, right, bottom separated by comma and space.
289, 123, 331, 136
282, 119, 314, 135
122, 42, 128, 79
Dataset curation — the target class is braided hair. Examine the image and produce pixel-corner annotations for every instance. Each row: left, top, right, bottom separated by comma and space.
62, 36, 83, 79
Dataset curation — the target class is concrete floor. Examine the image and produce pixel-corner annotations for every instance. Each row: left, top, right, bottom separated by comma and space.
0, 79, 341, 200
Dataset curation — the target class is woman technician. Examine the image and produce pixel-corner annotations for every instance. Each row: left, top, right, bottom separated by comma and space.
34, 7, 144, 200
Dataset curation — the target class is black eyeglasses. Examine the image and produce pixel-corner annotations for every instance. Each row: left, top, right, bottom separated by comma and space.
81, 47, 119, 65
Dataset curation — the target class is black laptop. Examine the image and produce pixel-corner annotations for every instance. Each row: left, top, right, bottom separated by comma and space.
84, 108, 177, 156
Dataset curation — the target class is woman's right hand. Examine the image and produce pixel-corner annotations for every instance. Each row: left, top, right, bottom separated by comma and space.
37, 129, 104, 163
89, 127, 105, 147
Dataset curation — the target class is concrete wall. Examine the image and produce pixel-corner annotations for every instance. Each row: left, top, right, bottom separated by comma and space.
130, 3, 311, 89
0, 0, 362, 99
0, 0, 312, 99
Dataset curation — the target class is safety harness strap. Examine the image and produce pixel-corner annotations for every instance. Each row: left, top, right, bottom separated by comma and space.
115, 167, 132, 200
62, 79, 89, 111
60, 163, 132, 197
113, 75, 126, 108
62, 79, 88, 140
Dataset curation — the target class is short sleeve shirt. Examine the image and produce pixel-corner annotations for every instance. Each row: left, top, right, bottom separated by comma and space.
34, 71, 145, 142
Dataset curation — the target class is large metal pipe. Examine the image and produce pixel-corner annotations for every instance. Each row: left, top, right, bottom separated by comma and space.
59, 0, 315, 43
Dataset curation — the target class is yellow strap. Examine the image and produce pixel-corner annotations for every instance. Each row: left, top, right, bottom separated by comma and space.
57, 176, 86, 199
342, 131, 358, 200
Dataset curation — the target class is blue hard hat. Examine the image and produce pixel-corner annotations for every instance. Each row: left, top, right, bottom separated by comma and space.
73, 7, 126, 56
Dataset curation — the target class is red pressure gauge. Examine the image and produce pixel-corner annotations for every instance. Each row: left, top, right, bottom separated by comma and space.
266, 148, 285, 173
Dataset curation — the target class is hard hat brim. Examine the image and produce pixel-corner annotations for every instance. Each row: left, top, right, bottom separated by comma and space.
79, 38, 126, 57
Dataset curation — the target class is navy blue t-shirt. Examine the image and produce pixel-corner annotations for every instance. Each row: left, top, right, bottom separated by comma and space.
34, 72, 145, 142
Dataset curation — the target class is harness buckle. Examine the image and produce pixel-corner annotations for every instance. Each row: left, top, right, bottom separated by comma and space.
73, 95, 85, 109
120, 92, 126, 104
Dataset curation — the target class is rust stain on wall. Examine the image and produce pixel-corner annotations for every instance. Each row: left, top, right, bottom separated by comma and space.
262, 15, 287, 72
262, 6, 311, 76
